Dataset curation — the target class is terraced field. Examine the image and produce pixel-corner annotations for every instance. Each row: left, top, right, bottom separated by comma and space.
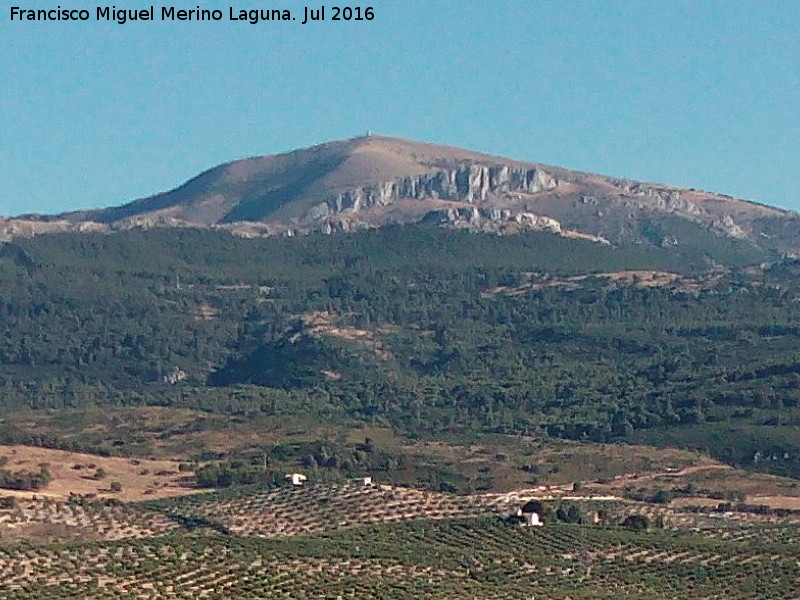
142, 481, 800, 538
0, 518, 798, 599
0, 482, 798, 598
142, 482, 506, 537
0, 497, 179, 542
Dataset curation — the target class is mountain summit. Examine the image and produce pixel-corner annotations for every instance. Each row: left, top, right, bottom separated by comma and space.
6, 135, 800, 256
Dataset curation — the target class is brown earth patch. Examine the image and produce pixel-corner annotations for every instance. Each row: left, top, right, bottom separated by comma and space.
746, 495, 800, 510
0, 445, 197, 501
302, 311, 393, 359
483, 270, 724, 297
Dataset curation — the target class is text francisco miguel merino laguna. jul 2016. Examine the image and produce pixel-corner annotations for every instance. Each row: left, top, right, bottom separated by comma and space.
8, 5, 376, 25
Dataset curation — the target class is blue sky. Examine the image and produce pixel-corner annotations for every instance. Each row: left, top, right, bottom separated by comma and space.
2, 0, 799, 216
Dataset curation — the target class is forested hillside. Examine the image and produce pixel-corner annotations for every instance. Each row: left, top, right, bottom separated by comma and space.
1, 226, 800, 479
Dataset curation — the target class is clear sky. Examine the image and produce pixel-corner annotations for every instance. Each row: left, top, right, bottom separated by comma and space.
2, 0, 799, 216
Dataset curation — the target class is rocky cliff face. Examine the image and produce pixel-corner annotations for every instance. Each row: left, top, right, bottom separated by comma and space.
300, 165, 757, 243
420, 206, 562, 233
308, 165, 558, 223
611, 180, 693, 211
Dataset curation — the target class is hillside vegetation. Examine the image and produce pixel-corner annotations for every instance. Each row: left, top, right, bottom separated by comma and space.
1, 226, 800, 483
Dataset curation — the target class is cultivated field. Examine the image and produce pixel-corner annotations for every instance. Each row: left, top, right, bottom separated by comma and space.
0, 442, 798, 598
0, 516, 798, 599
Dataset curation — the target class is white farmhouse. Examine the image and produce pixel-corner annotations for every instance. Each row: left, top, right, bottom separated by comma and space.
285, 473, 307, 486
518, 500, 544, 527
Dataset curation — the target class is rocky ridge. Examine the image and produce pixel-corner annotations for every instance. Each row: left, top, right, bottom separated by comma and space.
4, 136, 800, 257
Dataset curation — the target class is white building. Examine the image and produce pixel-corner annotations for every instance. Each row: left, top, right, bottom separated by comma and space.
285, 473, 307, 486
518, 500, 544, 527
523, 511, 542, 526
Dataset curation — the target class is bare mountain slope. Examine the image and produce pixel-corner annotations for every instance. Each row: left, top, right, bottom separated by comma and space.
7, 135, 800, 257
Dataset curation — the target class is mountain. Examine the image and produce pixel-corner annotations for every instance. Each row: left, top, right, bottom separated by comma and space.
5, 137, 800, 487
5, 135, 800, 258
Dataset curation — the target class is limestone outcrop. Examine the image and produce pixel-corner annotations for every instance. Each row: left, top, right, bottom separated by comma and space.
421, 207, 562, 233
316, 165, 558, 219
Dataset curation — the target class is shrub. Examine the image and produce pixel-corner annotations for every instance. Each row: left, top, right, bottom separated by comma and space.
622, 514, 650, 531
0, 466, 52, 491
